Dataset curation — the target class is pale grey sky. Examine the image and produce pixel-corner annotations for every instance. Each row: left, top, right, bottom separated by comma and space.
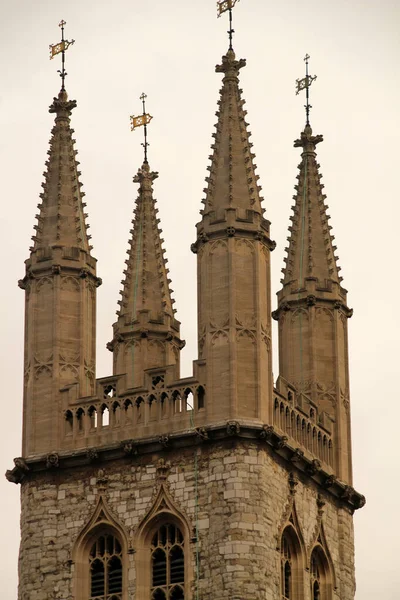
1, 0, 399, 597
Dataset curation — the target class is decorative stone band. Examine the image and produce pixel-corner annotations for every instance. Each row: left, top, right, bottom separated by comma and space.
191, 224, 276, 254
5, 422, 365, 513
272, 296, 353, 321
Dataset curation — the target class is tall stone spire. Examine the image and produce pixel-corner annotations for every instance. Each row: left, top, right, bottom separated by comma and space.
110, 162, 183, 388
20, 88, 100, 457
274, 123, 353, 483
32, 91, 91, 251
193, 47, 275, 424
202, 49, 263, 220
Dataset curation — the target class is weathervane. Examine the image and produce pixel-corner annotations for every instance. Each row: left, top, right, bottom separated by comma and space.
49, 20, 75, 91
217, 0, 240, 50
296, 54, 317, 126
130, 93, 153, 164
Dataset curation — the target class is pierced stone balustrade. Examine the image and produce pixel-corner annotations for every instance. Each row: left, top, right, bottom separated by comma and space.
62, 378, 206, 450
273, 396, 334, 469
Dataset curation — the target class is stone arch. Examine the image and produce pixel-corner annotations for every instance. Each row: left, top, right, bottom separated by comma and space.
308, 521, 336, 591
134, 484, 192, 599
72, 495, 129, 600
61, 276, 80, 291
280, 523, 306, 600
310, 543, 333, 600
277, 499, 306, 559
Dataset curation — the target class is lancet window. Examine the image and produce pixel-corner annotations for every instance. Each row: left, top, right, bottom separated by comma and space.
280, 524, 304, 600
151, 523, 185, 599
281, 533, 292, 599
310, 546, 332, 600
89, 533, 123, 600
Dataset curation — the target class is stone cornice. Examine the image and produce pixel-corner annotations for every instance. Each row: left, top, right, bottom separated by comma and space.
5, 422, 365, 513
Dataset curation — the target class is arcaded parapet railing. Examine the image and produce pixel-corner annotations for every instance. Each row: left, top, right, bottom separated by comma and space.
273, 396, 333, 468
62, 377, 206, 449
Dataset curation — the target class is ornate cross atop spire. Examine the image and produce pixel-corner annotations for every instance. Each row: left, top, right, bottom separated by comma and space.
217, 0, 240, 50
49, 20, 75, 92
296, 54, 317, 127
216, 48, 246, 79
130, 93, 153, 164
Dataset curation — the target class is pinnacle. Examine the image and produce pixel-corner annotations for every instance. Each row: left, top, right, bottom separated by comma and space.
116, 161, 176, 323
32, 89, 91, 253
280, 126, 342, 290
202, 50, 263, 217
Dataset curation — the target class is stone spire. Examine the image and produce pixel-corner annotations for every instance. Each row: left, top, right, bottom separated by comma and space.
280, 125, 342, 293
201, 49, 263, 220
110, 162, 183, 388
32, 90, 91, 252
20, 88, 100, 457
274, 124, 353, 483
193, 48, 275, 424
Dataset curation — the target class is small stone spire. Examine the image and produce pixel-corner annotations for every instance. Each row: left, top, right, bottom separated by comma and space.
32, 89, 91, 252
201, 48, 263, 219
280, 124, 342, 292
110, 162, 183, 387
117, 163, 175, 321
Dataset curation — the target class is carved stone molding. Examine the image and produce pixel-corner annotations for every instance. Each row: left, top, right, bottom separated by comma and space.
288, 471, 298, 495
195, 427, 209, 440
259, 424, 274, 441
96, 469, 109, 492
290, 448, 304, 463
121, 440, 138, 456
307, 294, 316, 306
46, 453, 60, 469
158, 435, 170, 448
156, 459, 171, 483
86, 449, 99, 462
226, 421, 240, 436
307, 459, 321, 476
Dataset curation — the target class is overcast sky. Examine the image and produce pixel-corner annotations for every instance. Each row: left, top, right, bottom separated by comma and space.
1, 0, 399, 597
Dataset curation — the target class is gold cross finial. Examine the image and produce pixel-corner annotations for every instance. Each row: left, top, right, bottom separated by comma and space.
49, 20, 75, 91
130, 93, 153, 164
217, 0, 240, 50
295, 54, 317, 126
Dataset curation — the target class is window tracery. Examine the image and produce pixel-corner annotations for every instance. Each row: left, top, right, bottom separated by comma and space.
310, 546, 332, 600
311, 551, 320, 599
281, 534, 292, 599
89, 533, 123, 600
150, 524, 185, 600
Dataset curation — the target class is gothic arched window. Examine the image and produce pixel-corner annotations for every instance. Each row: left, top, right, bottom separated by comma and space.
310, 546, 332, 600
151, 523, 185, 599
280, 524, 304, 600
281, 533, 292, 599
89, 533, 123, 600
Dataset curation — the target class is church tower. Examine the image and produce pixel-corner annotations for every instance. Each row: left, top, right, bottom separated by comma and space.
7, 14, 364, 600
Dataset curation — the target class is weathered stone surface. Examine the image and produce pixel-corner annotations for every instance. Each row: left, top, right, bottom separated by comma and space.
18, 442, 355, 600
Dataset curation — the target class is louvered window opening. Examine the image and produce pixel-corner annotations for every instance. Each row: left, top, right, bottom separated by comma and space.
311, 552, 321, 600
151, 524, 184, 600
89, 534, 123, 600
281, 534, 292, 600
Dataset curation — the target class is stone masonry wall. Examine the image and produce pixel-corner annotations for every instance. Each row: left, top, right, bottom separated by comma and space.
18, 441, 356, 600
